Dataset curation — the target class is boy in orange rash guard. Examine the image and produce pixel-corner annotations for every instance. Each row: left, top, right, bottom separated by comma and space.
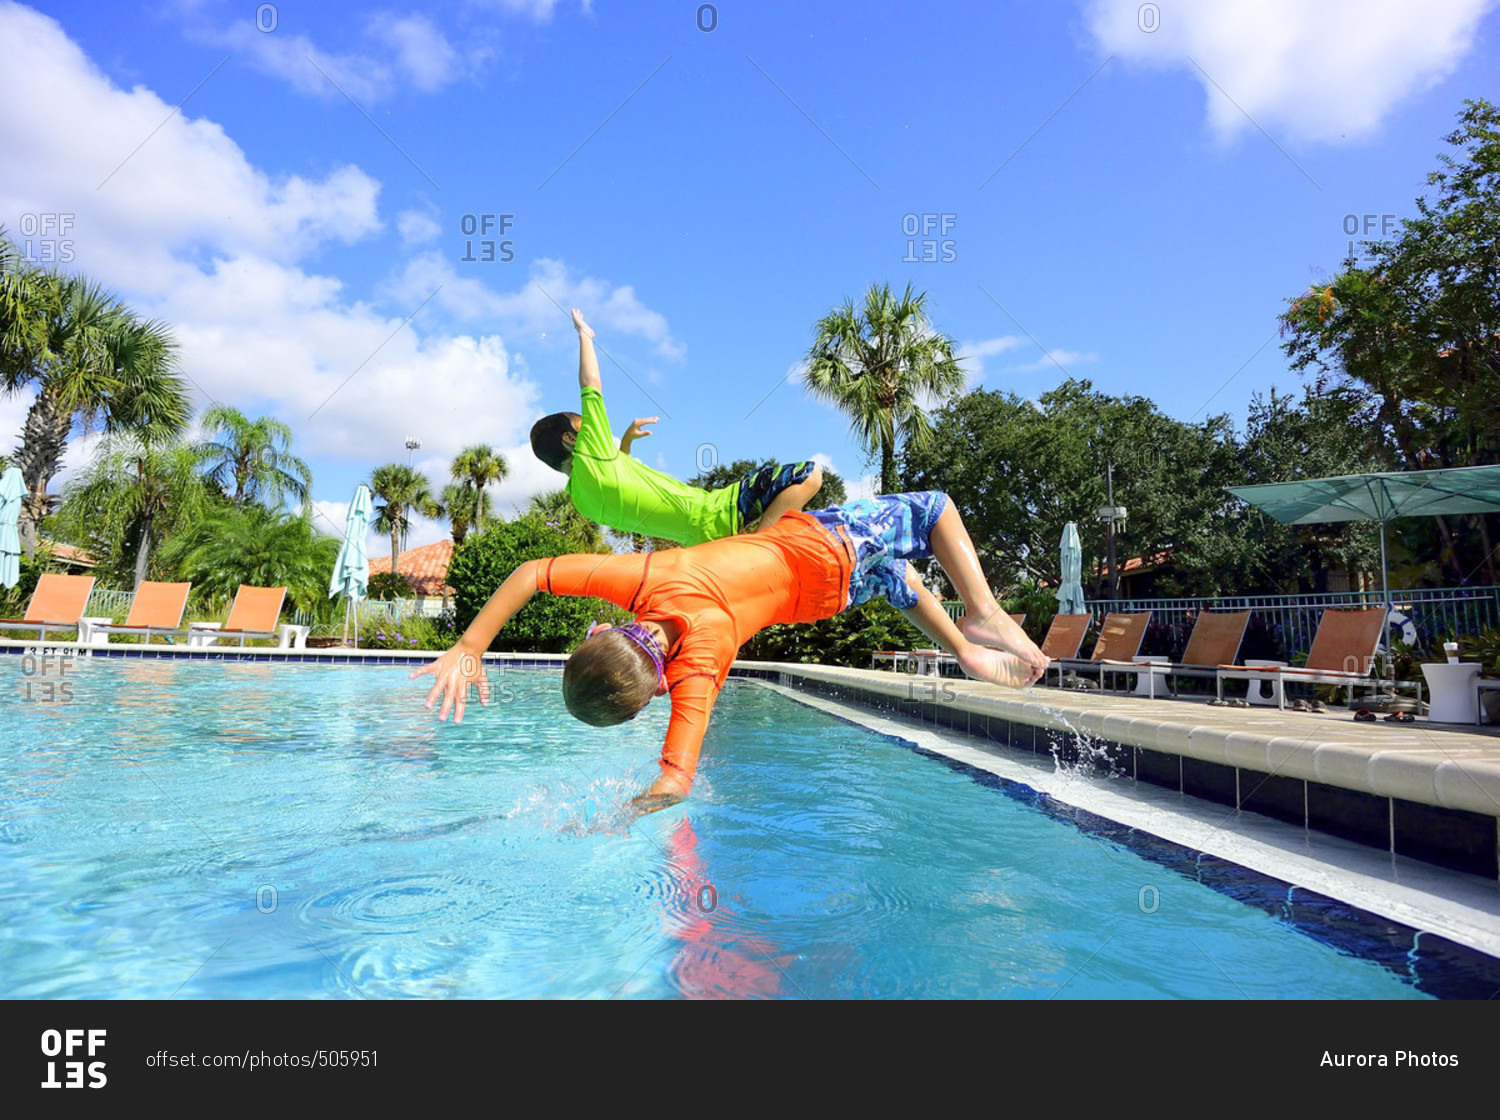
413, 493, 1048, 816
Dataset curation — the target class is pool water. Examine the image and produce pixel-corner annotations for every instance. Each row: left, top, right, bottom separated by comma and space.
0, 657, 1483, 998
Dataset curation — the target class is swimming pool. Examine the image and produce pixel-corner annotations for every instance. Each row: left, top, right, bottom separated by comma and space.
2, 656, 1492, 998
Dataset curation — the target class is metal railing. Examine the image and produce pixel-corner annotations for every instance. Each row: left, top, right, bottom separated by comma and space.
945, 585, 1500, 662
83, 588, 135, 618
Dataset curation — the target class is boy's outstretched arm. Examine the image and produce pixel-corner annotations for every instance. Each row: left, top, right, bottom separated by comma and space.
620, 416, 658, 457
411, 559, 545, 722
572, 308, 601, 391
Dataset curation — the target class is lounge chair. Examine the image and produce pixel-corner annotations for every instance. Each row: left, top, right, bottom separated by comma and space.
187, 585, 287, 647
0, 574, 96, 642
1216, 607, 1420, 709
1094, 610, 1252, 699
1047, 611, 1151, 689
1037, 612, 1091, 665
91, 581, 193, 643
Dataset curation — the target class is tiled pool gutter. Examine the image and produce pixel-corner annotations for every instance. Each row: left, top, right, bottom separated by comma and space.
7, 638, 1498, 882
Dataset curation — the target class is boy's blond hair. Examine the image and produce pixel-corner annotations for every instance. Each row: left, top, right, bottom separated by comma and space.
563, 630, 659, 725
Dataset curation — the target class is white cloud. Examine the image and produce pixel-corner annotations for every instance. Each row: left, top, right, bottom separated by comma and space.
1085, 0, 1494, 144
955, 335, 1023, 384
396, 209, 442, 246
386, 254, 686, 358
195, 11, 478, 103
1003, 348, 1097, 375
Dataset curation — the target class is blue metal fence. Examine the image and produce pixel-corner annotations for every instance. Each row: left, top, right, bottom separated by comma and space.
946, 585, 1500, 662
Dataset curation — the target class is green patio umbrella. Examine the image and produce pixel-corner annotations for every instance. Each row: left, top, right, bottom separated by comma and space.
0, 466, 23, 590
1226, 464, 1500, 655
1055, 521, 1086, 614
329, 484, 373, 646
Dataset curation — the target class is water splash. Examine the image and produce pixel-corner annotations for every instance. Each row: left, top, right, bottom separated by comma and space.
1024, 690, 1126, 779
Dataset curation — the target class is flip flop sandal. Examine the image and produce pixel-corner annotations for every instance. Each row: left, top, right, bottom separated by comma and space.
1288, 699, 1310, 712
1385, 711, 1415, 723
1307, 700, 1328, 713
1208, 698, 1226, 706
1228, 698, 1250, 708
1353, 709, 1376, 722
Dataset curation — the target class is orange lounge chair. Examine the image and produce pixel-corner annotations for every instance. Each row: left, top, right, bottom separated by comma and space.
1095, 610, 1251, 699
187, 585, 287, 647
1216, 607, 1419, 709
0, 573, 96, 642
93, 581, 193, 643
1047, 611, 1151, 689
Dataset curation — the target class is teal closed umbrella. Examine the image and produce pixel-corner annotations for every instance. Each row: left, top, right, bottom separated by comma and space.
1056, 521, 1086, 614
329, 484, 373, 646
0, 467, 23, 590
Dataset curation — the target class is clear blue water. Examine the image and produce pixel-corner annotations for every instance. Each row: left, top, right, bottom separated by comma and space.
0, 656, 1479, 998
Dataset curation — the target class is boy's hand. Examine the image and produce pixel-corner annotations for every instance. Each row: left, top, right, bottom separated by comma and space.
411, 642, 490, 724
623, 417, 658, 444
571, 308, 594, 339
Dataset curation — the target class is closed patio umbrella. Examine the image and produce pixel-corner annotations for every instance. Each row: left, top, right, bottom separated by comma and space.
0, 466, 23, 590
1056, 521, 1086, 615
329, 484, 373, 646
1227, 464, 1500, 659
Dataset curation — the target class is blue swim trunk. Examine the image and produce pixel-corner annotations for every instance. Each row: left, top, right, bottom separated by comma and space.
735, 460, 818, 530
810, 492, 948, 610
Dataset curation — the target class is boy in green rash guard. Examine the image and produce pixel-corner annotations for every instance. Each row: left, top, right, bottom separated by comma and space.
528, 310, 824, 546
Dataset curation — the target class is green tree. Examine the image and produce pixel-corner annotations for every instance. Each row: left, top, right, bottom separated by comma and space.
449, 444, 507, 538
0, 265, 190, 555
803, 283, 965, 494
447, 517, 624, 652
525, 487, 606, 552
196, 404, 311, 508
52, 436, 214, 589
902, 380, 1241, 598
685, 459, 847, 512
1280, 99, 1500, 582
161, 504, 340, 614
370, 463, 442, 578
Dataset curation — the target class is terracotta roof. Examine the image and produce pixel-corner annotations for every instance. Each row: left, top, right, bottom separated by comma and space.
40, 540, 98, 569
369, 539, 455, 597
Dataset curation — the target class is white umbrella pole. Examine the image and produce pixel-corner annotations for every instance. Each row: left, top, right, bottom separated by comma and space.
1380, 521, 1392, 682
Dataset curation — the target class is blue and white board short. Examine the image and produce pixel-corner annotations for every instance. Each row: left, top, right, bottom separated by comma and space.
810, 492, 948, 610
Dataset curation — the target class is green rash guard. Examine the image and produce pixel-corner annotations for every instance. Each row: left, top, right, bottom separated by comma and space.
566, 386, 740, 545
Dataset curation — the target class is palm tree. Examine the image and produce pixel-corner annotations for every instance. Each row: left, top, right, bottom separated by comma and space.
802, 283, 965, 494
161, 504, 340, 614
526, 488, 605, 552
450, 444, 506, 534
196, 404, 311, 508
370, 463, 442, 578
52, 435, 213, 589
1, 265, 190, 554
442, 481, 480, 545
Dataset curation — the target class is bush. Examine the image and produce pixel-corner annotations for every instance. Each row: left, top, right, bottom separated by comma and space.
362, 613, 458, 651
367, 570, 417, 601
741, 599, 926, 667
446, 519, 628, 652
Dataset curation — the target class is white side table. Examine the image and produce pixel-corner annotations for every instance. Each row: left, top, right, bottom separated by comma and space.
1420, 662, 1481, 723
1130, 656, 1171, 697
1244, 659, 1288, 707
279, 624, 310, 649
187, 622, 222, 648
75, 616, 114, 647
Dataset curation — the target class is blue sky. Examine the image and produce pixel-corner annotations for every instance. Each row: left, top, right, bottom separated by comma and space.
4, 0, 1498, 554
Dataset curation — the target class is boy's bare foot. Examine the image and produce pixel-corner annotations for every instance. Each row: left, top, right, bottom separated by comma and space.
959, 612, 1047, 669
957, 645, 1042, 689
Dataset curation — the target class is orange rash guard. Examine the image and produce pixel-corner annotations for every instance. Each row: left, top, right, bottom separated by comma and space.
536, 511, 853, 791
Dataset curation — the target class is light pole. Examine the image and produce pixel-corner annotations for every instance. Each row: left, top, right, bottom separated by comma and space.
404, 437, 421, 467
1096, 463, 1127, 600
